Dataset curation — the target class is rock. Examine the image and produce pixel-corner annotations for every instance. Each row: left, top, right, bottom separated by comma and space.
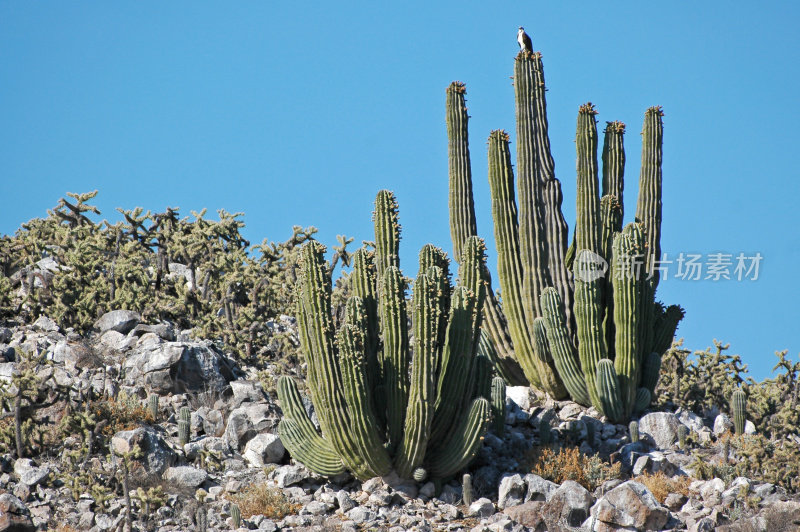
713, 414, 734, 435
224, 404, 278, 451
419, 482, 436, 498
633, 455, 652, 476
303, 501, 331, 516
506, 387, 533, 411
541, 480, 594, 531
243, 433, 285, 467
98, 330, 137, 352
274, 464, 311, 488
676, 408, 705, 433
664, 492, 687, 510
32, 316, 58, 333
558, 402, 584, 420
638, 412, 681, 449
110, 427, 177, 475
498, 474, 526, 509
93, 310, 140, 334
503, 501, 547, 530
691, 517, 716, 531
744, 420, 756, 434
524, 474, 558, 502
721, 477, 751, 500
468, 498, 495, 518
0, 493, 35, 532
230, 380, 267, 406
336, 490, 356, 513
163, 466, 208, 489
590, 480, 668, 531
346, 507, 374, 524
699, 478, 725, 505
123, 340, 237, 395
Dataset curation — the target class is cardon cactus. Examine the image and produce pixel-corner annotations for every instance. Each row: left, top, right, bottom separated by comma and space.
178, 406, 191, 446
732, 389, 747, 435
462, 473, 473, 507
678, 424, 689, 449
490, 376, 506, 436
277, 191, 492, 481
148, 394, 159, 421
446, 47, 684, 423
629, 420, 639, 443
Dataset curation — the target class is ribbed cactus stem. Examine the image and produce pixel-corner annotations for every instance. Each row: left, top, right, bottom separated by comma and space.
540, 288, 590, 406
652, 304, 685, 355
731, 389, 747, 435
634, 387, 651, 413
446, 81, 478, 262
595, 359, 624, 423
602, 120, 626, 222
379, 266, 410, 453
641, 351, 662, 395
487, 129, 553, 392
178, 420, 190, 446
230, 503, 240, 528
462, 473, 473, 507
490, 376, 506, 436
426, 397, 490, 479
148, 394, 158, 421
629, 420, 639, 443
574, 103, 608, 411
374, 190, 401, 279
678, 425, 689, 449
349, 248, 380, 378
395, 272, 442, 477
470, 354, 493, 405
635, 106, 664, 287
179, 406, 191, 424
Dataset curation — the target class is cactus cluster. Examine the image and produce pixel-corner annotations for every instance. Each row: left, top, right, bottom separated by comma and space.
447, 51, 684, 422
277, 191, 494, 481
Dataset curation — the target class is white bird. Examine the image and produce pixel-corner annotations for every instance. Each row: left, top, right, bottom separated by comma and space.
517, 27, 533, 53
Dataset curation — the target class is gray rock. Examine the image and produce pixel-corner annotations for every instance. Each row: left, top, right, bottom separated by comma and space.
163, 466, 208, 489
503, 501, 547, 530
699, 478, 725, 505
744, 420, 756, 434
0, 493, 35, 532
32, 316, 59, 333
303, 501, 331, 516
110, 427, 177, 475
638, 412, 681, 449
498, 474, 527, 509
243, 433, 285, 467
230, 380, 266, 407
664, 492, 687, 510
123, 340, 237, 395
590, 480, 668, 531
224, 403, 278, 451
93, 310, 140, 334
468, 498, 495, 518
274, 464, 311, 488
523, 474, 558, 503
713, 413, 734, 435
542, 480, 594, 531
346, 507, 374, 524
419, 482, 436, 498
506, 387, 533, 411
676, 408, 705, 433
336, 490, 356, 512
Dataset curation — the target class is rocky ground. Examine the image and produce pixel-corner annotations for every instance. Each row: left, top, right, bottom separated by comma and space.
0, 311, 799, 531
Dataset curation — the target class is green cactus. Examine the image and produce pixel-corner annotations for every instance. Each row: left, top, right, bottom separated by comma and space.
596, 359, 624, 423
278, 191, 491, 481
629, 420, 640, 443
634, 387, 651, 413
490, 376, 506, 436
178, 407, 191, 446
462, 473, 473, 507
148, 394, 159, 421
732, 388, 747, 435
678, 425, 689, 449
445, 47, 684, 423
230, 503, 241, 529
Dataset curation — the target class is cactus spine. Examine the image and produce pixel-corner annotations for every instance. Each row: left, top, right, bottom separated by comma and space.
278, 192, 491, 481
732, 389, 747, 435
445, 47, 684, 423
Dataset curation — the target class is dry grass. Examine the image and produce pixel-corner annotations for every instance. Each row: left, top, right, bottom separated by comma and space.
92, 394, 154, 435
226, 483, 301, 520
528, 447, 622, 492
633, 471, 691, 503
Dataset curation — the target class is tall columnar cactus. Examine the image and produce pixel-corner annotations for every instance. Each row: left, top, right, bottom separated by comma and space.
445, 47, 684, 423
731, 389, 747, 435
278, 191, 492, 481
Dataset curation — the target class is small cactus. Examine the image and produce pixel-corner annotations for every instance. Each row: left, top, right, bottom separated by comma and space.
230, 503, 241, 528
490, 376, 506, 436
678, 425, 688, 449
412, 467, 428, 483
462, 473, 473, 507
629, 420, 639, 443
148, 394, 159, 421
731, 389, 747, 435
178, 407, 191, 446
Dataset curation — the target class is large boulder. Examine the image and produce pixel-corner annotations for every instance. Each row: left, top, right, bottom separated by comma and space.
638, 412, 681, 449
498, 474, 527, 509
541, 480, 594, 531
93, 310, 141, 334
111, 427, 177, 475
224, 403, 279, 451
0, 493, 35, 532
590, 480, 669, 531
243, 433, 285, 467
123, 340, 237, 394
503, 501, 547, 530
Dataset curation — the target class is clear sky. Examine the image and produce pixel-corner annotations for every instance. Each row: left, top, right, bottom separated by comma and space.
2, 2, 798, 380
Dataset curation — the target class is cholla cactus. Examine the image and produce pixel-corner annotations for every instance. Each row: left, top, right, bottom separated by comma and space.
446, 49, 684, 423
277, 191, 492, 481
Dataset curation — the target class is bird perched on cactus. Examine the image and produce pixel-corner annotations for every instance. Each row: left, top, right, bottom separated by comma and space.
517, 27, 533, 53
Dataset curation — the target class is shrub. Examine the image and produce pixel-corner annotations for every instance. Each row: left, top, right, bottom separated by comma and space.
528, 447, 621, 491
633, 471, 690, 503
226, 483, 301, 520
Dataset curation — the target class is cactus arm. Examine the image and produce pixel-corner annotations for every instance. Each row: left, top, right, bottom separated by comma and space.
476, 326, 528, 386
573, 104, 609, 411
395, 272, 442, 477
336, 323, 392, 478
652, 304, 685, 355
531, 317, 568, 397
379, 266, 410, 453
490, 376, 506, 436
612, 224, 646, 418
595, 359, 624, 423
374, 190, 401, 279
540, 288, 591, 406
601, 121, 626, 223
635, 107, 664, 288
634, 387, 651, 413
641, 351, 662, 395
350, 248, 380, 385
446, 81, 478, 262
426, 397, 491, 479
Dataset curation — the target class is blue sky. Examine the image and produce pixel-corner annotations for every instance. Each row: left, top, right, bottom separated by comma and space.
1, 2, 798, 379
